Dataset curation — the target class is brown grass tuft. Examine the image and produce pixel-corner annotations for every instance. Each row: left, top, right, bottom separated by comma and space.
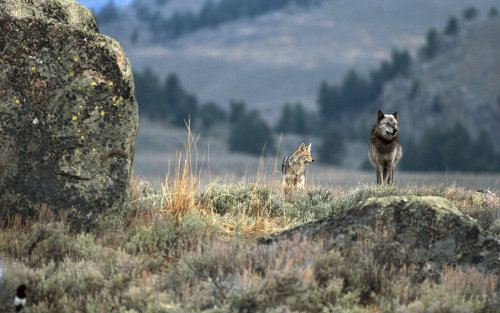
161, 121, 207, 224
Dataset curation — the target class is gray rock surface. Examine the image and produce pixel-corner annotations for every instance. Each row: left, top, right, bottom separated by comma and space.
259, 196, 500, 274
0, 0, 138, 228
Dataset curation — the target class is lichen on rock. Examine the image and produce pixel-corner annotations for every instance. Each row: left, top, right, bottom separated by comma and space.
0, 0, 138, 228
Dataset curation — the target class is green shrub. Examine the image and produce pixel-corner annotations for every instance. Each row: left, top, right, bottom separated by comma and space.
125, 210, 216, 270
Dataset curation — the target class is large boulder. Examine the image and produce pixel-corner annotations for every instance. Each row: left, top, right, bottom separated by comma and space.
0, 0, 138, 228
259, 196, 500, 274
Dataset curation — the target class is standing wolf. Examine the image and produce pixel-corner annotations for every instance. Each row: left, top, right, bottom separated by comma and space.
369, 110, 402, 186
282, 143, 314, 196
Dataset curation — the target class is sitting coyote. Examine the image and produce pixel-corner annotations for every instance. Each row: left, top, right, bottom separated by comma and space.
282, 143, 314, 196
369, 110, 403, 185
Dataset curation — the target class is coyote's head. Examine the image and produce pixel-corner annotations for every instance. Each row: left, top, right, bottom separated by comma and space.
375, 110, 399, 140
294, 143, 314, 164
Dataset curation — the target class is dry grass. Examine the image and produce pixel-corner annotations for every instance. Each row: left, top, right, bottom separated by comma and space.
1, 203, 66, 235
1, 175, 499, 312
135, 124, 291, 237
162, 121, 205, 223
133, 122, 500, 238
1, 126, 499, 312
440, 265, 498, 297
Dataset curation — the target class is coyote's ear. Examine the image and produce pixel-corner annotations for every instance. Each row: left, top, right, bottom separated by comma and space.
305, 143, 311, 151
377, 109, 384, 121
298, 143, 305, 151
392, 112, 398, 119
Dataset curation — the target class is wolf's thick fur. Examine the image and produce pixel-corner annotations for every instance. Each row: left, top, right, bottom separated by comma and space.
369, 110, 402, 185
282, 143, 314, 196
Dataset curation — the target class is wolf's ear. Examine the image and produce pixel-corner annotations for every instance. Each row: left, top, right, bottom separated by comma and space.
305, 143, 311, 151
377, 109, 384, 121
298, 143, 305, 151
392, 112, 398, 119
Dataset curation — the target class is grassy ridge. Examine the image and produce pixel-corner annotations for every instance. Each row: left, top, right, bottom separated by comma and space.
1, 177, 499, 312
1, 130, 499, 312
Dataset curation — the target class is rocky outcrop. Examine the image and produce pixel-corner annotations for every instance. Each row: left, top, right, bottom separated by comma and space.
259, 196, 500, 274
0, 0, 138, 228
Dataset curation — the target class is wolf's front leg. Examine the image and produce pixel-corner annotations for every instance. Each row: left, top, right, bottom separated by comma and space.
387, 164, 395, 185
376, 165, 384, 185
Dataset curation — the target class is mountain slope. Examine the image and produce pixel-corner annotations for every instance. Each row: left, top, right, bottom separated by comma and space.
381, 18, 500, 146
100, 0, 499, 121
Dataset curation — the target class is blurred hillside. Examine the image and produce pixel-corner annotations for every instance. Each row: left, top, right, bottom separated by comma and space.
377, 17, 500, 171
98, 0, 499, 118
382, 18, 500, 143
89, 0, 500, 176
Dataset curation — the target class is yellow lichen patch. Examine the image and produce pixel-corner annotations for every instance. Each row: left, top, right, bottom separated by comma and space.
90, 81, 97, 86
113, 96, 124, 106
72, 116, 78, 121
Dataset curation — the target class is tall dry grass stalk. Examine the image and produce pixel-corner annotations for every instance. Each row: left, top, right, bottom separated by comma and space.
274, 133, 290, 225
237, 152, 271, 233
162, 120, 206, 223
141, 124, 288, 235
234, 140, 290, 235
273, 133, 283, 182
